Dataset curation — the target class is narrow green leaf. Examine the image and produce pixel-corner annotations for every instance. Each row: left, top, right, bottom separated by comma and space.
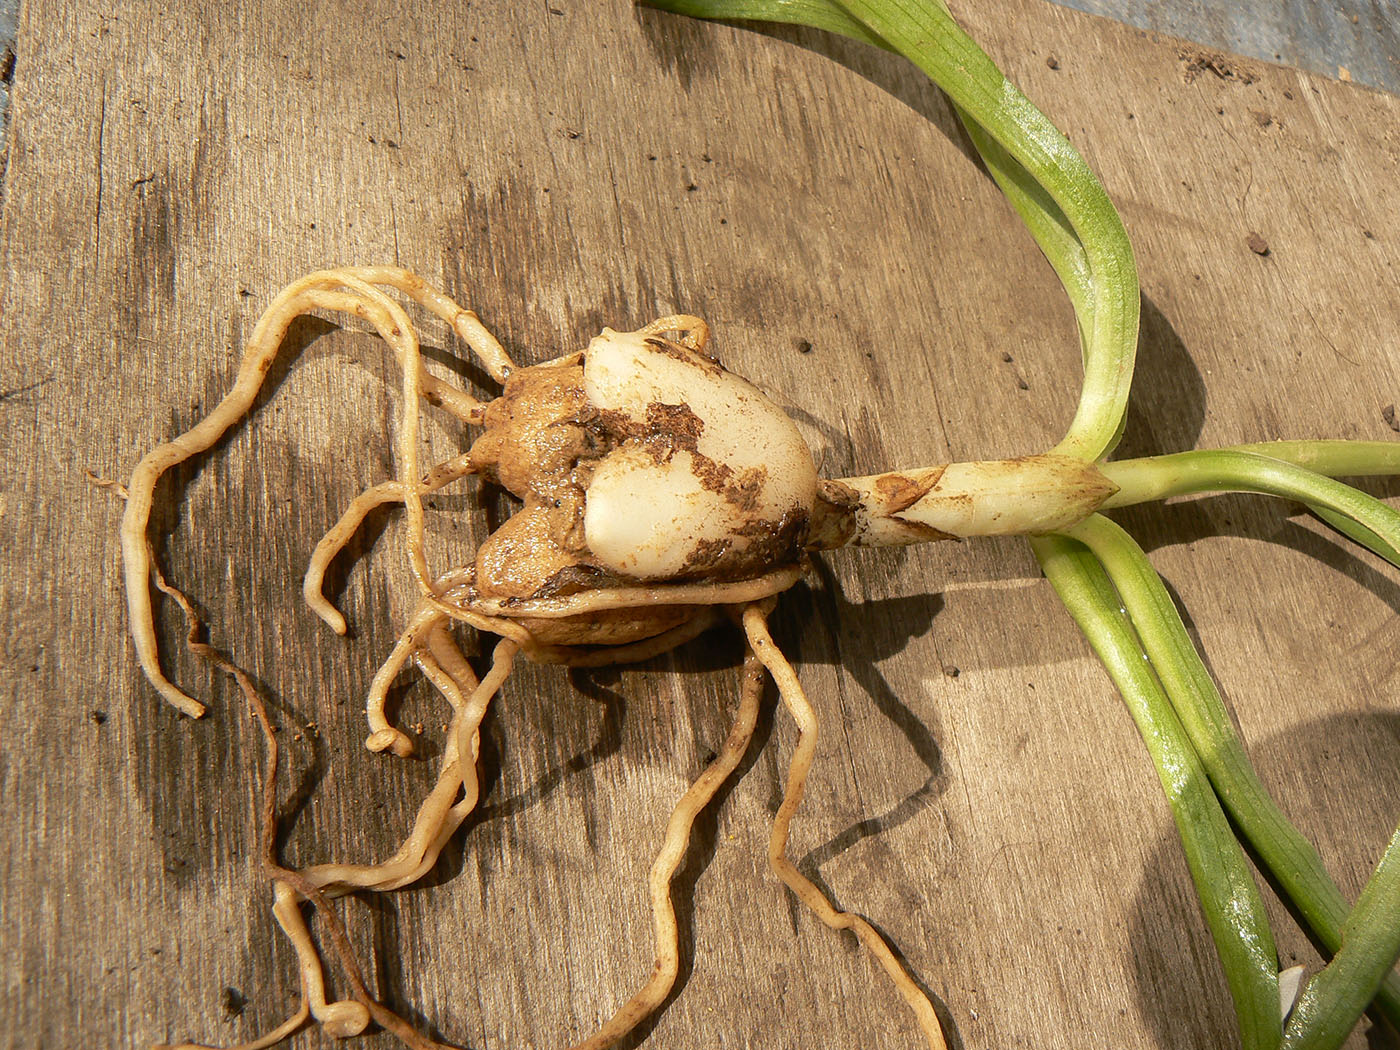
1308, 504, 1400, 569
645, 0, 1139, 460
1225, 440, 1400, 477
1032, 533, 1282, 1050
643, 0, 886, 46
835, 0, 1138, 460
1064, 513, 1400, 1032
1209, 440, 1400, 566
1281, 824, 1400, 1049
1099, 451, 1400, 565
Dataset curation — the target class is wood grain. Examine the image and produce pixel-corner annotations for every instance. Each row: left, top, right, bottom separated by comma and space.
1, 2, 1397, 1049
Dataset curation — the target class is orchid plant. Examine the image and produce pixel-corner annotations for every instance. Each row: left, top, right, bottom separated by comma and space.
120, 2, 1400, 1048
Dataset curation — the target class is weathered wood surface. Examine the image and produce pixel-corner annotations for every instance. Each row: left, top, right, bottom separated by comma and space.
2, 2, 1398, 1048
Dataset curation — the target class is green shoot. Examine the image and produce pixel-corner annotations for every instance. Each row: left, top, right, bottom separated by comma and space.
1064, 513, 1400, 1033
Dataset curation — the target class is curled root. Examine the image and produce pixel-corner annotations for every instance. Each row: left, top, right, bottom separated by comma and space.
151, 570, 457, 1050
126, 270, 944, 1050
304, 452, 477, 635
121, 267, 510, 718
743, 604, 949, 1050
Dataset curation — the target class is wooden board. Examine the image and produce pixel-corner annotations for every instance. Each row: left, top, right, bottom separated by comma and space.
2, 1, 1398, 1048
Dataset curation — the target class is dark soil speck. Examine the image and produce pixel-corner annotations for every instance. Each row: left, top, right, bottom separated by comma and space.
221, 987, 248, 1017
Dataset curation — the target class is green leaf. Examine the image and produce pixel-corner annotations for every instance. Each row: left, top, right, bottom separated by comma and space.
1308, 504, 1400, 569
1100, 449, 1400, 565
1282, 825, 1400, 1049
1065, 513, 1400, 1033
644, 0, 887, 45
644, 0, 1139, 461
1032, 532, 1283, 1050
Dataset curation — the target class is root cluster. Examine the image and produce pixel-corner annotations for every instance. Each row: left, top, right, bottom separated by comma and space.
122, 269, 947, 1050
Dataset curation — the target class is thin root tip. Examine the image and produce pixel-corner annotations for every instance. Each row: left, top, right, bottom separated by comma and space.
158, 682, 207, 719
306, 596, 349, 636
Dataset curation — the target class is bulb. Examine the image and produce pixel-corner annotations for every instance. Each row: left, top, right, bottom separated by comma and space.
581, 329, 817, 578
464, 325, 818, 646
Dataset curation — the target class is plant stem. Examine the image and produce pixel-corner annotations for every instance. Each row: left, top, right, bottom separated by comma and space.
812, 454, 1116, 548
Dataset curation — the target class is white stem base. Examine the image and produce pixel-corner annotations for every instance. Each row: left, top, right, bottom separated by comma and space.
812, 454, 1118, 548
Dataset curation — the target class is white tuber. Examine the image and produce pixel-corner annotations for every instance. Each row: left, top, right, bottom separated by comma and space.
582, 327, 819, 578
